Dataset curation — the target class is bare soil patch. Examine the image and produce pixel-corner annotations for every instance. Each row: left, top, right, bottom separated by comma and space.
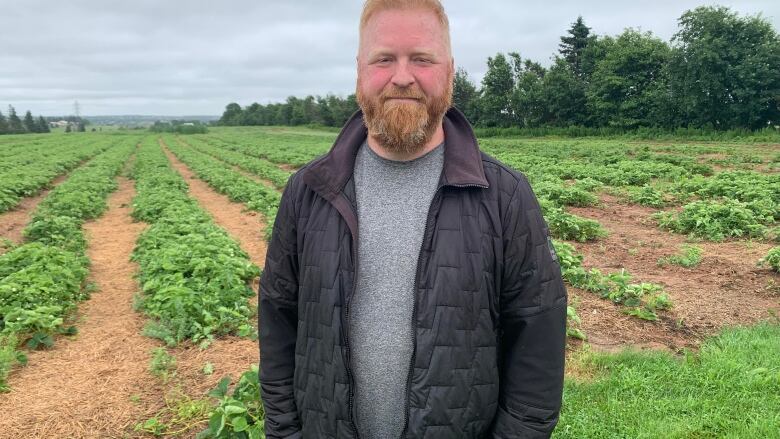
0, 175, 162, 439
278, 163, 298, 172
566, 193, 779, 351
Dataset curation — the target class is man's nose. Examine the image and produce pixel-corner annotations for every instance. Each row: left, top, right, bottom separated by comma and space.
391, 59, 415, 88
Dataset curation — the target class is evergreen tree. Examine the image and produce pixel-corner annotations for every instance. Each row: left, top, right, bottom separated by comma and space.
0, 111, 8, 134
559, 16, 595, 80
65, 123, 72, 133
37, 116, 50, 133
23, 110, 37, 133
7, 106, 24, 134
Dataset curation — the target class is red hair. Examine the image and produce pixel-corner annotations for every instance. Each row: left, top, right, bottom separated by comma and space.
359, 0, 451, 52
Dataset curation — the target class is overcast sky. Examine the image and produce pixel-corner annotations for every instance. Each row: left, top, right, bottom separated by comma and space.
1, 0, 777, 116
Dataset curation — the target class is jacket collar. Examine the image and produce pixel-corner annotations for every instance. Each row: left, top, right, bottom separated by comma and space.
301, 107, 489, 201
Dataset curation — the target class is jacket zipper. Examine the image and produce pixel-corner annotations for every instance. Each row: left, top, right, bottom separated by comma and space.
399, 182, 487, 439
341, 191, 361, 438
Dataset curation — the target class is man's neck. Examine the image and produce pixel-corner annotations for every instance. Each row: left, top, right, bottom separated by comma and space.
367, 124, 445, 162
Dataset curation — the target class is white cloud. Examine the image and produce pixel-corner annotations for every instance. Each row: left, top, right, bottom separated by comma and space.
0, 0, 777, 115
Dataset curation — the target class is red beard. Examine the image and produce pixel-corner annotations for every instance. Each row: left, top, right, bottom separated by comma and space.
356, 79, 452, 156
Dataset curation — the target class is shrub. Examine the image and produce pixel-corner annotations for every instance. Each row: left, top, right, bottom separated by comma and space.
759, 247, 780, 273
657, 244, 703, 268
656, 199, 769, 241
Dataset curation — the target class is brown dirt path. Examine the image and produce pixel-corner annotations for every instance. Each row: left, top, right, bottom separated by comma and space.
154, 140, 267, 426
278, 163, 299, 172
566, 193, 780, 352
0, 175, 163, 438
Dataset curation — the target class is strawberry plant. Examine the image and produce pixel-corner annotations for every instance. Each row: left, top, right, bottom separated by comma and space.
130, 138, 260, 346
759, 247, 780, 273
197, 365, 265, 439
657, 244, 703, 268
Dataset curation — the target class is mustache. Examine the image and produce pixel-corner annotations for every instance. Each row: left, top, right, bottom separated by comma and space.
380, 87, 426, 102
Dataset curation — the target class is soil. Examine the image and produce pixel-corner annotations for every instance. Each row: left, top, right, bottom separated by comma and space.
565, 193, 780, 352
0, 174, 163, 438
278, 163, 299, 172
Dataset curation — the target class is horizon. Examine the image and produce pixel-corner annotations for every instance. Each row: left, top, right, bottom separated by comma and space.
1, 1, 778, 116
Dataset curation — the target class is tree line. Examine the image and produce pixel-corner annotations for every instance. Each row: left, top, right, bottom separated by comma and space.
219, 6, 779, 132
0, 105, 51, 135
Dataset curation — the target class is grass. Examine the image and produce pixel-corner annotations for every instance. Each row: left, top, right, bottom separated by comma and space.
556, 321, 780, 438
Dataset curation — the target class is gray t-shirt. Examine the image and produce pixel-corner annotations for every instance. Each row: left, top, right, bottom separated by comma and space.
349, 139, 445, 439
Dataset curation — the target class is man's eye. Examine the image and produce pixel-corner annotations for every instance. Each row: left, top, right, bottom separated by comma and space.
415, 58, 432, 63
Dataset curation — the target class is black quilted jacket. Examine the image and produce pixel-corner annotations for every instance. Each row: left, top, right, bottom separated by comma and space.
259, 108, 568, 439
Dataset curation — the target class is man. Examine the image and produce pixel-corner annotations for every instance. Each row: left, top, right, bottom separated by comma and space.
259, 1, 568, 438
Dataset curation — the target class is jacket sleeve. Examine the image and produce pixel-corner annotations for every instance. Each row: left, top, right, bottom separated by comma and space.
259, 174, 302, 439
489, 175, 568, 439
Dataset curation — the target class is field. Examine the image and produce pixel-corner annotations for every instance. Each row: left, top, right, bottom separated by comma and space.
0, 127, 778, 438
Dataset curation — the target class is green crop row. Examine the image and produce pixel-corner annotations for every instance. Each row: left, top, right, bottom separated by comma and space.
671, 171, 779, 207
553, 240, 672, 321
211, 127, 332, 167
181, 136, 292, 190
162, 136, 281, 241
760, 247, 780, 273
656, 198, 775, 241
655, 171, 779, 240
0, 139, 109, 213
540, 198, 607, 242
0, 135, 73, 160
129, 138, 259, 347
0, 139, 136, 390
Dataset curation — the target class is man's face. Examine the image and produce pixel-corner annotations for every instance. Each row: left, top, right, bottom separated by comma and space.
356, 8, 454, 155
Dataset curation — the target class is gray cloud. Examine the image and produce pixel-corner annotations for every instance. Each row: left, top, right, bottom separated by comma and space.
1, 0, 777, 116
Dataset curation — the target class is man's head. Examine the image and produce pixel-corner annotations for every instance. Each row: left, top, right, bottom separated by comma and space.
356, 0, 454, 156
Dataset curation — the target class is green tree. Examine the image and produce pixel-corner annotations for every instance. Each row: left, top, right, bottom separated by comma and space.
452, 67, 480, 123
542, 58, 588, 126
23, 110, 37, 133
480, 53, 516, 127
587, 29, 673, 129
316, 96, 334, 126
7, 106, 24, 134
510, 58, 548, 127
669, 6, 780, 129
37, 116, 50, 133
0, 111, 8, 134
219, 103, 243, 126
559, 16, 596, 80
